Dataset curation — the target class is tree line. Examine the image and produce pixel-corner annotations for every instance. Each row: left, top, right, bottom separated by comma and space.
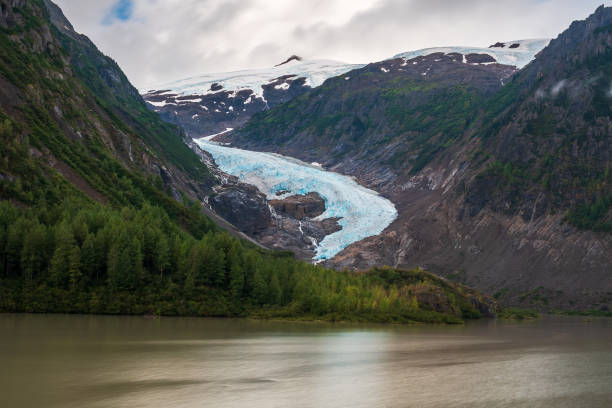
0, 199, 483, 323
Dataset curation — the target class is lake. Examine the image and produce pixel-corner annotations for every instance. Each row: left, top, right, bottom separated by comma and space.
1, 314, 611, 407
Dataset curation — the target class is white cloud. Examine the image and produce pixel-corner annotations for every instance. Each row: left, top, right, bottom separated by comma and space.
53, 0, 611, 88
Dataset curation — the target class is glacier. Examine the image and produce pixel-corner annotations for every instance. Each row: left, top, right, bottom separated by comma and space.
143, 59, 364, 100
393, 39, 551, 69
195, 137, 398, 261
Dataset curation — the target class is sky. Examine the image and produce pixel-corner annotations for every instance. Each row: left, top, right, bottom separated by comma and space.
53, 0, 611, 89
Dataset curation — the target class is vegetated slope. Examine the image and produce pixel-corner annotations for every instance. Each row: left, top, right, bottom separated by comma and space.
468, 7, 612, 232
0, 0, 494, 323
228, 7, 612, 312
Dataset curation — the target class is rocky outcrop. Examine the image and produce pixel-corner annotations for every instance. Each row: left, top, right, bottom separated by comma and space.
209, 184, 271, 236
269, 192, 326, 219
275, 55, 302, 67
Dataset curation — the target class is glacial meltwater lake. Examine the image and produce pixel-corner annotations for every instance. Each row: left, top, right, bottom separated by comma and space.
1, 314, 612, 408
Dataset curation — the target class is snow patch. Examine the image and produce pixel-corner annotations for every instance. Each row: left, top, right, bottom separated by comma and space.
551, 79, 567, 96
147, 100, 175, 107
274, 82, 290, 90
177, 98, 202, 104
202, 128, 234, 141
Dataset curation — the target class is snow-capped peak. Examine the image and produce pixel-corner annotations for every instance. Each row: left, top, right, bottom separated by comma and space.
141, 58, 364, 100
392, 38, 550, 69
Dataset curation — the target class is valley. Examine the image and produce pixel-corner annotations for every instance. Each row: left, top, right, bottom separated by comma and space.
1, 1, 611, 406
0, 0, 610, 317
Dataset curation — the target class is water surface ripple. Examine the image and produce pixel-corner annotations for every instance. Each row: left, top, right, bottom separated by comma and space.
2, 315, 612, 408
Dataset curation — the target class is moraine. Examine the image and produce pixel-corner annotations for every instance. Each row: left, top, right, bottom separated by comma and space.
195, 136, 397, 261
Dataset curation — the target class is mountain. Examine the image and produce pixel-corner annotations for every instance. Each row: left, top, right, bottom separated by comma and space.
141, 58, 363, 138
141, 40, 550, 141
0, 0, 495, 322
222, 7, 612, 311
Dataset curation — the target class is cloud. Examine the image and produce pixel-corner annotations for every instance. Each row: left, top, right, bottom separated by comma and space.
102, 0, 134, 25
53, 0, 611, 88
551, 79, 567, 96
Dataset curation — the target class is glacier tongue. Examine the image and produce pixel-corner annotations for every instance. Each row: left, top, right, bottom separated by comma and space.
195, 138, 397, 261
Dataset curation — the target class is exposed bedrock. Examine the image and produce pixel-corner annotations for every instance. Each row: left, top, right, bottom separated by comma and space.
269, 192, 326, 220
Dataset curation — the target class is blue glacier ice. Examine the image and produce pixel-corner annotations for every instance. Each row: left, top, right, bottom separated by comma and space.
195, 138, 398, 261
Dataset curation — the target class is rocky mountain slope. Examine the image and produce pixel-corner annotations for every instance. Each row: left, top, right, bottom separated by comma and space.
222, 7, 612, 311
0, 0, 215, 211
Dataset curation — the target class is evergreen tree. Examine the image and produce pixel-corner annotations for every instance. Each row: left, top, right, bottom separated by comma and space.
106, 244, 120, 290
80, 234, 99, 282
154, 234, 170, 278
49, 223, 75, 288
229, 262, 245, 299
68, 245, 81, 289
252, 267, 268, 305
20, 223, 47, 282
5, 219, 27, 277
268, 272, 282, 305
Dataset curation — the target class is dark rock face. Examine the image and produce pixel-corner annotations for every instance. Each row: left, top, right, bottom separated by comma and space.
270, 192, 326, 220
209, 184, 271, 236
465, 53, 497, 63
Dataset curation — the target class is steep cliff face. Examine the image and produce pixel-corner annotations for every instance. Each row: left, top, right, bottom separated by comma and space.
224, 7, 612, 311
468, 5, 612, 231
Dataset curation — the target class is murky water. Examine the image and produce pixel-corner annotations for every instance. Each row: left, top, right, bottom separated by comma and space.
1, 314, 611, 408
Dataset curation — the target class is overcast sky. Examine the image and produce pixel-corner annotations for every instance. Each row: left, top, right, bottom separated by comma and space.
54, 0, 610, 89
